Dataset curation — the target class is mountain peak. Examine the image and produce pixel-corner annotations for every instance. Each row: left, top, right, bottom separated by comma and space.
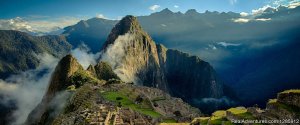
44, 54, 83, 99
161, 8, 173, 13
114, 15, 141, 33
185, 9, 198, 15
101, 15, 144, 50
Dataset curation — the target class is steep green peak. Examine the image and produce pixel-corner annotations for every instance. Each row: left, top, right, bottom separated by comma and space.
44, 54, 83, 99
58, 54, 84, 77
94, 61, 119, 81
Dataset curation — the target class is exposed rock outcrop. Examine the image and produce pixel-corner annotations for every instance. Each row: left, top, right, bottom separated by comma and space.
100, 15, 168, 92
277, 90, 300, 108
94, 61, 119, 81
265, 90, 300, 120
100, 15, 225, 105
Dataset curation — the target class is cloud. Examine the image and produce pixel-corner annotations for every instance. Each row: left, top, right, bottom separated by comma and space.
71, 43, 101, 69
229, 0, 237, 5
240, 12, 249, 17
208, 44, 217, 50
149, 5, 160, 11
199, 97, 235, 105
288, 1, 300, 8
252, 5, 275, 15
100, 33, 141, 84
255, 18, 272, 21
96, 13, 108, 19
0, 17, 33, 32
272, 0, 300, 7
0, 16, 83, 34
217, 42, 241, 47
0, 43, 102, 124
232, 18, 250, 23
161, 24, 167, 27
0, 53, 59, 125
174, 5, 179, 8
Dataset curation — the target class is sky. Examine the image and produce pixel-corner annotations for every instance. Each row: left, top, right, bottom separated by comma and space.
0, 0, 298, 32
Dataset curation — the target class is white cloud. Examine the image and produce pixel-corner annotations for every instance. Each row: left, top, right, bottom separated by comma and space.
71, 43, 101, 69
174, 5, 179, 8
233, 18, 250, 23
0, 16, 82, 34
100, 33, 141, 84
217, 42, 241, 47
255, 18, 272, 21
96, 14, 107, 19
240, 12, 249, 17
161, 24, 167, 27
272, 0, 300, 7
209, 44, 217, 50
0, 53, 59, 125
288, 1, 300, 8
252, 5, 275, 15
149, 5, 160, 11
229, 0, 237, 5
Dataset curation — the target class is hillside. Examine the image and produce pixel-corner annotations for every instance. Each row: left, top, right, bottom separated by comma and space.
0, 30, 71, 79
26, 55, 201, 125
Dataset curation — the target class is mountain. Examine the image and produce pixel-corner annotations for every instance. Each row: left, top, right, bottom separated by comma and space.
100, 15, 169, 92
221, 36, 300, 107
0, 30, 72, 79
62, 18, 118, 53
100, 15, 231, 113
62, 7, 300, 108
26, 55, 84, 124
26, 16, 232, 124
62, 8, 241, 53
26, 54, 201, 124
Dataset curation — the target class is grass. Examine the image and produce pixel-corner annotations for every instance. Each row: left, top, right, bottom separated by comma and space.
102, 91, 162, 118
210, 118, 228, 125
237, 112, 256, 120
162, 118, 177, 123
227, 107, 256, 120
211, 110, 226, 120
268, 99, 277, 104
227, 107, 247, 115
67, 85, 76, 91
280, 89, 300, 94
198, 117, 210, 125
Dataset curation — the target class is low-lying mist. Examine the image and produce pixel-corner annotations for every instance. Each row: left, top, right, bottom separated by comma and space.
0, 44, 100, 125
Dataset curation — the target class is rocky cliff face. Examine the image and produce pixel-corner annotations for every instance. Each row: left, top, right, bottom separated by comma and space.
100, 15, 168, 91
100, 16, 225, 107
164, 49, 223, 99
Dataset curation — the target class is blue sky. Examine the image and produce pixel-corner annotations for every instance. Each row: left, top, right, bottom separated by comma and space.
0, 0, 292, 19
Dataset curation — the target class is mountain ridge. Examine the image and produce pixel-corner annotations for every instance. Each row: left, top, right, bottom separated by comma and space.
100, 15, 229, 113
